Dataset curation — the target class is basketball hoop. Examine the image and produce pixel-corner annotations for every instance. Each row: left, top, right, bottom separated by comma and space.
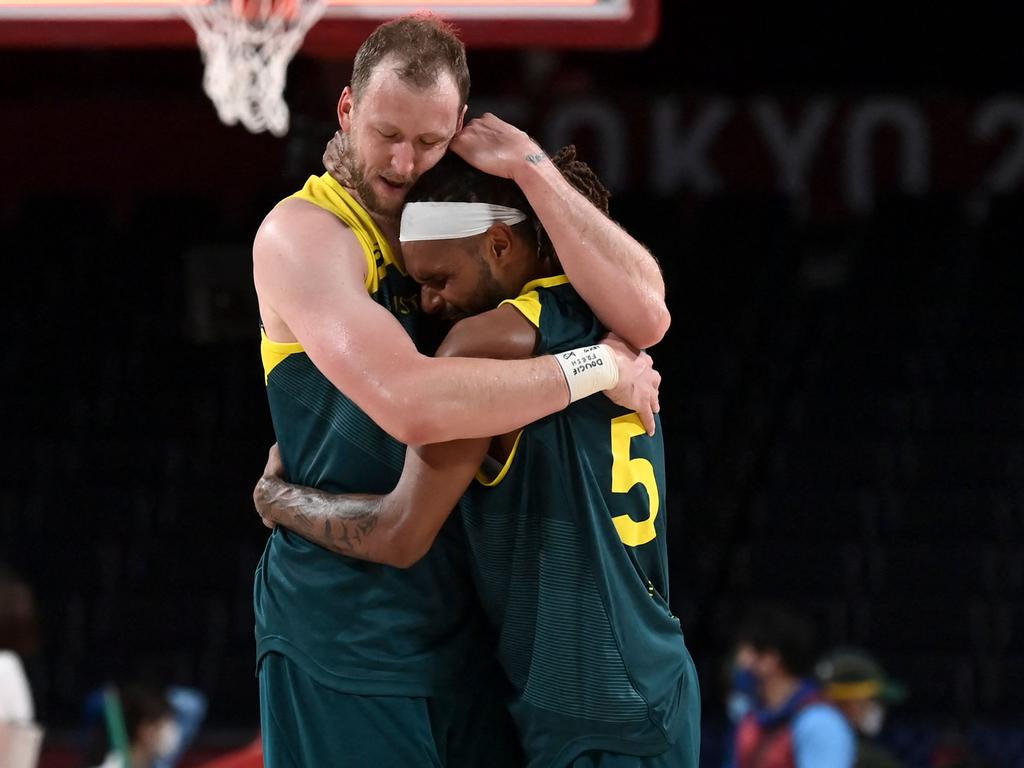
183, 0, 326, 137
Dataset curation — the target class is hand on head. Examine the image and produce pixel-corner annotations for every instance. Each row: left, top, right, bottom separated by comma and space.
323, 131, 349, 183
449, 113, 545, 181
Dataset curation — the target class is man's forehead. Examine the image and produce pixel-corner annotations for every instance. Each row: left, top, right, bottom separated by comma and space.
359, 57, 459, 102
355, 71, 461, 139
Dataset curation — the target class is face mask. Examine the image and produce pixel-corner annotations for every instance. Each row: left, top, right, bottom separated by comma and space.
727, 667, 759, 723
154, 721, 182, 758
860, 701, 885, 737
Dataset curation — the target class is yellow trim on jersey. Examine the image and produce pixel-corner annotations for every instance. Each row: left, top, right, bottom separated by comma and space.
520, 274, 570, 292
826, 680, 883, 701
476, 431, 525, 487
479, 275, 568, 486
261, 329, 305, 384
289, 173, 403, 295
498, 274, 570, 329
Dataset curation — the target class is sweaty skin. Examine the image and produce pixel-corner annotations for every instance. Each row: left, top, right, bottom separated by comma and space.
255, 213, 663, 567
256, 64, 666, 446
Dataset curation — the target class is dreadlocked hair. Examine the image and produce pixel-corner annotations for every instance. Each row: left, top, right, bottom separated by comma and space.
406, 144, 610, 263
536, 145, 610, 261
550, 145, 610, 215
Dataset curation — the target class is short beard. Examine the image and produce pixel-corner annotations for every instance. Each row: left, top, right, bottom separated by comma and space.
460, 250, 512, 318
324, 131, 403, 221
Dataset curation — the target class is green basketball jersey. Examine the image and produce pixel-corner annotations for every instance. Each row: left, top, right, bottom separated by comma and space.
254, 174, 487, 696
461, 276, 698, 766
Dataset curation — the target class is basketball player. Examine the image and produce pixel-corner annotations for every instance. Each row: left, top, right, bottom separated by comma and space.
255, 150, 699, 768
253, 13, 671, 768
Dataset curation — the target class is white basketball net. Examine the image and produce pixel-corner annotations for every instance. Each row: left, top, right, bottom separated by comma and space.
183, 0, 326, 137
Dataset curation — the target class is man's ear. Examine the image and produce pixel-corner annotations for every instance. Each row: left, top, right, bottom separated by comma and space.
487, 223, 514, 262
338, 87, 354, 132
455, 104, 468, 134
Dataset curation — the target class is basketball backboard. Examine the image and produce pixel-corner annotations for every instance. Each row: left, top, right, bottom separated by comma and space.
0, 0, 660, 53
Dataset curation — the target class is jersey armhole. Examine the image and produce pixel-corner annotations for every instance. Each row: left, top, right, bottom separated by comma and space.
437, 294, 545, 487
476, 430, 525, 487
261, 329, 305, 383
287, 178, 381, 294
361, 241, 378, 293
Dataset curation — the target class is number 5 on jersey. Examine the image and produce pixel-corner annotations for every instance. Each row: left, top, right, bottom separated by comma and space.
610, 414, 660, 546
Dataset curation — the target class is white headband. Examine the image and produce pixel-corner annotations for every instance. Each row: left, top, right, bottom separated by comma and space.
399, 202, 527, 243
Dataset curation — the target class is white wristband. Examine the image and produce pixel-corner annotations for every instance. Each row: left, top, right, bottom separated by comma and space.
553, 344, 620, 403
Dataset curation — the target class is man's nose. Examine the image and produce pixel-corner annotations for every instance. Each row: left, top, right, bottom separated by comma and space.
420, 285, 444, 315
391, 142, 415, 177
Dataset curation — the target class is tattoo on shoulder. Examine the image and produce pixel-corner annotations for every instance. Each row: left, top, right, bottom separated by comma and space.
525, 152, 547, 165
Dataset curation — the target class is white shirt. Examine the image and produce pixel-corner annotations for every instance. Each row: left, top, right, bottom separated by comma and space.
90, 751, 125, 768
0, 651, 34, 723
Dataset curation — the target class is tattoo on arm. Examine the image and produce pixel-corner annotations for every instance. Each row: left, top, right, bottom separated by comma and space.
525, 152, 547, 165
257, 476, 383, 560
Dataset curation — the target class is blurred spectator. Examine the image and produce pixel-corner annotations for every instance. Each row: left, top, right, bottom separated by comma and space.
155, 687, 207, 768
0, 565, 39, 724
83, 685, 206, 768
88, 685, 180, 768
721, 659, 760, 768
730, 604, 855, 768
817, 648, 907, 768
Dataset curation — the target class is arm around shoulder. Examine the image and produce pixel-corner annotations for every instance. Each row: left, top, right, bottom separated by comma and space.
254, 200, 573, 444
514, 158, 671, 349
252, 305, 537, 569
450, 114, 671, 349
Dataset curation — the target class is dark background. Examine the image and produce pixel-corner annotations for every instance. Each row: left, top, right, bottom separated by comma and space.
2, 3, 1023, 765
